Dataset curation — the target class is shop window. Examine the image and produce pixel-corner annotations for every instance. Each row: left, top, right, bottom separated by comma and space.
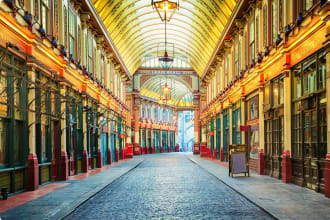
302, 59, 316, 96
64, 6, 68, 48
224, 56, 229, 86
249, 126, 259, 159
88, 36, 93, 73
234, 41, 239, 77
232, 103, 241, 145
255, 16, 259, 53
271, 0, 278, 44
318, 51, 326, 90
264, 82, 270, 109
247, 95, 259, 121
291, 49, 327, 159
0, 71, 7, 117
100, 55, 105, 85
249, 18, 255, 63
69, 8, 76, 59
279, 0, 283, 32
272, 77, 284, 106
263, 5, 268, 47
293, 67, 302, 99
0, 119, 8, 167
41, 0, 51, 35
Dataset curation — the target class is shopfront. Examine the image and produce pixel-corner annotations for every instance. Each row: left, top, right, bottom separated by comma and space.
86, 100, 98, 169
222, 109, 229, 161
232, 102, 241, 145
291, 49, 326, 193
110, 120, 116, 163
35, 70, 62, 183
0, 49, 28, 193
162, 130, 168, 152
216, 113, 221, 160
245, 92, 260, 171
154, 129, 160, 153
66, 88, 83, 176
264, 75, 284, 179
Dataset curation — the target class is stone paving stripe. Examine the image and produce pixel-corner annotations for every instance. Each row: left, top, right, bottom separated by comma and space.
0, 158, 144, 220
187, 156, 278, 220
189, 155, 330, 220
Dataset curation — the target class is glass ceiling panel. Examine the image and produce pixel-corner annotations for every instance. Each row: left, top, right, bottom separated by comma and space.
92, 0, 236, 75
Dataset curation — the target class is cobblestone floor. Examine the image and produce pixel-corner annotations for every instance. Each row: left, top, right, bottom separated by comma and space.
65, 154, 274, 220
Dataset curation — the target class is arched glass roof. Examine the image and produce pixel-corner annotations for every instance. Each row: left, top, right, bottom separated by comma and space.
141, 56, 191, 69
92, 0, 236, 76
140, 76, 193, 106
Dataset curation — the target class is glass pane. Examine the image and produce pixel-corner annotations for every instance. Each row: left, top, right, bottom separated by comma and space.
319, 51, 326, 89
14, 122, 22, 164
273, 80, 279, 106
0, 119, 7, 166
293, 68, 301, 99
279, 78, 284, 104
303, 59, 316, 95
41, 124, 47, 162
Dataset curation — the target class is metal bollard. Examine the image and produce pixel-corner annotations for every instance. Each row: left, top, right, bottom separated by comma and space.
1, 187, 8, 200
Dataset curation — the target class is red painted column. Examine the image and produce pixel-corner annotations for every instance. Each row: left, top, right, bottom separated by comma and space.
108, 148, 112, 164
200, 143, 207, 157
97, 149, 102, 168
282, 150, 292, 183
220, 147, 224, 161
126, 143, 133, 158
133, 101, 141, 155
258, 149, 265, 175
82, 150, 89, 172
60, 151, 68, 180
27, 154, 39, 191
213, 148, 217, 159
193, 91, 201, 154
115, 148, 119, 162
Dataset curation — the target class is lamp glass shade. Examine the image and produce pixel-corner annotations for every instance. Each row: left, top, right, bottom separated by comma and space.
153, 0, 178, 22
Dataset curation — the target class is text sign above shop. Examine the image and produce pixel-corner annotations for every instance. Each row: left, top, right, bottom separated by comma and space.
136, 69, 196, 75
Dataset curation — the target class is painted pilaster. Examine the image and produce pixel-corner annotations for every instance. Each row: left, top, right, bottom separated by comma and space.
82, 95, 89, 171
160, 127, 163, 153
258, 86, 265, 175
146, 128, 150, 154
133, 95, 141, 155
241, 98, 246, 145
151, 129, 155, 153
96, 104, 102, 168
59, 82, 68, 180
282, 70, 292, 183
175, 128, 179, 152
107, 113, 112, 164
193, 91, 201, 154
200, 123, 207, 157
220, 111, 224, 161
27, 65, 38, 190
324, 33, 330, 198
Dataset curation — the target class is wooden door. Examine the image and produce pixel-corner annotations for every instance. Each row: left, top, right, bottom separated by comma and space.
264, 118, 272, 176
101, 133, 108, 165
271, 117, 283, 179
303, 110, 319, 190
69, 124, 76, 176
52, 121, 59, 180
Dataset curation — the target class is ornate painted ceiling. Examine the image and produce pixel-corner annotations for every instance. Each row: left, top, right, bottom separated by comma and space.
92, 0, 236, 76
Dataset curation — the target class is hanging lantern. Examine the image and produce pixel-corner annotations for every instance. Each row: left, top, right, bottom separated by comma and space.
151, 0, 179, 22
161, 82, 171, 95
